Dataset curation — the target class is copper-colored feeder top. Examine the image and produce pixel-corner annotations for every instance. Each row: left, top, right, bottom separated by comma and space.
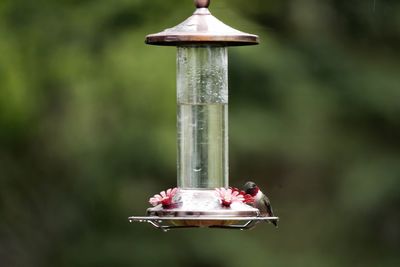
145, 0, 259, 46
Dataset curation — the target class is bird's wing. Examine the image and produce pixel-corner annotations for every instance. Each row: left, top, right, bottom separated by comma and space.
262, 195, 278, 227
262, 195, 274, 217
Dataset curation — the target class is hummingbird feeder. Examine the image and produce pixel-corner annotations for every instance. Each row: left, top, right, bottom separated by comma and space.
129, 0, 278, 230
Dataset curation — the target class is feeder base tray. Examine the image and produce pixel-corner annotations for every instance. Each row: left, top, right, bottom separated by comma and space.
129, 189, 278, 230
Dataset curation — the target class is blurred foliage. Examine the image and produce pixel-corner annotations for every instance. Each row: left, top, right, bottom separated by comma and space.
1, 0, 400, 266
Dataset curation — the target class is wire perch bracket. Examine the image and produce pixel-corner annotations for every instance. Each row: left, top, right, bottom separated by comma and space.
128, 216, 279, 231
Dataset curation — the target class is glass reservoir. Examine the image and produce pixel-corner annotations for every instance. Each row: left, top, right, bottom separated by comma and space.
177, 46, 228, 189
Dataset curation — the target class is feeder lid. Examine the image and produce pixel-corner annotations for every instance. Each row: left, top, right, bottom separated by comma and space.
145, 0, 259, 46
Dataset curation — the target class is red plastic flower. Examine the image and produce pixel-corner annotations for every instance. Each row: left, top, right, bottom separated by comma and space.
230, 187, 254, 204
149, 187, 179, 208
215, 187, 245, 207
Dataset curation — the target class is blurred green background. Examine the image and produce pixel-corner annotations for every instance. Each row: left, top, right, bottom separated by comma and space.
1, 0, 399, 266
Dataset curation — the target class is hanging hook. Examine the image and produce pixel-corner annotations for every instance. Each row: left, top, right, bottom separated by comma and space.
195, 0, 210, 9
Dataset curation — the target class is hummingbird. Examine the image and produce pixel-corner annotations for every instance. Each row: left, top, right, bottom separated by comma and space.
243, 181, 278, 227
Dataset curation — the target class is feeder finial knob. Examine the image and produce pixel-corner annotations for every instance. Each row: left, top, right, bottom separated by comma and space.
195, 0, 210, 8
